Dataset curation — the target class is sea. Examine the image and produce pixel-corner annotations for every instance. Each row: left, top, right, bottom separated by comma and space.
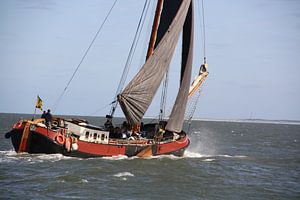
0, 113, 299, 200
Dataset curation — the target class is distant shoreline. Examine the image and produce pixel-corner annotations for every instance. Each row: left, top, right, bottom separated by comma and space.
191, 118, 300, 125
1, 112, 300, 125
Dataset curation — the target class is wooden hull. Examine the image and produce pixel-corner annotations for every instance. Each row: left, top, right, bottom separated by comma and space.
6, 121, 190, 158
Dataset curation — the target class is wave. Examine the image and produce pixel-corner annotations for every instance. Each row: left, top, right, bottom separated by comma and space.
113, 172, 134, 180
100, 151, 247, 160
113, 172, 135, 177
0, 150, 247, 163
203, 158, 215, 162
80, 179, 89, 183
183, 150, 206, 158
0, 150, 72, 163
101, 155, 130, 160
183, 150, 247, 159
0, 150, 18, 156
34, 154, 72, 162
216, 154, 247, 158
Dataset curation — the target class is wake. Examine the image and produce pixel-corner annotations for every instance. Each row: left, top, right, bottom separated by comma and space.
0, 150, 72, 163
0, 148, 247, 163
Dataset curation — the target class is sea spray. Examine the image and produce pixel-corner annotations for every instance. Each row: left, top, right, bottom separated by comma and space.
188, 128, 218, 156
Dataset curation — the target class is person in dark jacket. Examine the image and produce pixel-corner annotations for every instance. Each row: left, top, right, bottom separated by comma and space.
45, 109, 52, 128
41, 111, 46, 119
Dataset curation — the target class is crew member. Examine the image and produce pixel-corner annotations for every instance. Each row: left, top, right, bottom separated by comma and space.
41, 111, 46, 119
45, 109, 53, 128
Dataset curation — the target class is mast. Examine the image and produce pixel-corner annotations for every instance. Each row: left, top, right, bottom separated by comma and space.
146, 0, 163, 60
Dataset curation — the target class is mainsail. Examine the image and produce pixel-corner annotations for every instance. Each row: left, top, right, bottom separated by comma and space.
118, 0, 193, 127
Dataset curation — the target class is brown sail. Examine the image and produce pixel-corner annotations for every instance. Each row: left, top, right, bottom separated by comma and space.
118, 0, 192, 125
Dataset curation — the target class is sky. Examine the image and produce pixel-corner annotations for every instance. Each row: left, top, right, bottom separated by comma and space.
0, 0, 300, 121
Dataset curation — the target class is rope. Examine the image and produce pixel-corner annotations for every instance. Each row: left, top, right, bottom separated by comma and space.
109, 0, 150, 117
186, 86, 202, 121
159, 69, 169, 121
201, 0, 207, 63
185, 0, 207, 123
52, 0, 118, 112
89, 103, 112, 116
195, 0, 206, 63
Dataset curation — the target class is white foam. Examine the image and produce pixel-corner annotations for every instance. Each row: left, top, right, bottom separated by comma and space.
145, 154, 182, 160
183, 150, 207, 158
101, 154, 183, 160
0, 150, 21, 163
183, 150, 248, 160
34, 154, 72, 162
101, 155, 130, 160
203, 158, 215, 162
0, 150, 18, 156
113, 172, 134, 178
216, 154, 248, 158
0, 151, 72, 164
80, 179, 88, 183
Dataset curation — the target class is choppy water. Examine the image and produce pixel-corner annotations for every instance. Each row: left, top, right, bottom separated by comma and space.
0, 113, 299, 199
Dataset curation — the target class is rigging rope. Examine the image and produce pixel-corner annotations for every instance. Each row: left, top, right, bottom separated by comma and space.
185, 86, 203, 121
200, 0, 206, 63
159, 69, 169, 121
109, 0, 150, 117
185, 0, 207, 125
52, 0, 118, 113
89, 103, 112, 116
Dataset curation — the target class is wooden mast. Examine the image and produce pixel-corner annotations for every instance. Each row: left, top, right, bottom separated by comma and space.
146, 0, 164, 60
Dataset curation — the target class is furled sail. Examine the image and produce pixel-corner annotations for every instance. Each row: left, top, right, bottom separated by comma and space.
165, 1, 194, 133
118, 0, 192, 125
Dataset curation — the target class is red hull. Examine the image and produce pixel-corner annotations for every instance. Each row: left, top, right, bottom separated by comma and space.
6, 120, 190, 158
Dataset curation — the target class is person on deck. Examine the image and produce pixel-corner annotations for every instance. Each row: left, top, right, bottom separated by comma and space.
45, 109, 52, 128
104, 119, 113, 129
104, 115, 113, 130
41, 111, 46, 119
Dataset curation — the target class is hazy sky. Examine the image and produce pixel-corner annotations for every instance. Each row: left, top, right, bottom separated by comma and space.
0, 0, 299, 120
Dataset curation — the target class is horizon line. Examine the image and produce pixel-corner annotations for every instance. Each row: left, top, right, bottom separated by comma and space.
1, 112, 300, 125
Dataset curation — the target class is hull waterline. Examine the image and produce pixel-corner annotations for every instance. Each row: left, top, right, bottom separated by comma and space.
6, 120, 190, 158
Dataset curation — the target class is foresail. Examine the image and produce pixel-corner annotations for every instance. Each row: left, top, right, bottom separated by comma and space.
118, 0, 192, 125
166, 1, 194, 133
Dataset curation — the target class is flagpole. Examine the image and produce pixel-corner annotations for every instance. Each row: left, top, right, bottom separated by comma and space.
32, 95, 39, 121
33, 95, 38, 120
33, 107, 37, 121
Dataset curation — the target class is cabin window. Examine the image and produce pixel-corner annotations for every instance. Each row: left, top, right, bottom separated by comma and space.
93, 133, 97, 140
101, 134, 105, 141
85, 131, 89, 139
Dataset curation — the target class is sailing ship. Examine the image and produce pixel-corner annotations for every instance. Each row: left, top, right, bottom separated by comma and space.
5, 0, 208, 158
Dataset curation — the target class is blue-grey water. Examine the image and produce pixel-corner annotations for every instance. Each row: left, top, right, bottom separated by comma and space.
0, 113, 299, 199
